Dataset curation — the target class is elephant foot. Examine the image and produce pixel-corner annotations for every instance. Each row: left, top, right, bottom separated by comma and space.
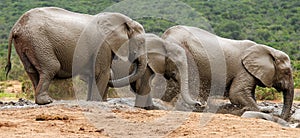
36, 92, 53, 105
193, 101, 207, 112
87, 96, 102, 101
135, 105, 160, 110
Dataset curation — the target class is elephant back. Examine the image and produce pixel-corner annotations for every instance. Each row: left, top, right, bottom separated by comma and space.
162, 25, 228, 99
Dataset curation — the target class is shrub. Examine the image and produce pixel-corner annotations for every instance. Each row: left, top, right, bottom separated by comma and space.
294, 96, 300, 101
292, 60, 300, 88
21, 80, 34, 100
48, 79, 75, 100
255, 86, 282, 100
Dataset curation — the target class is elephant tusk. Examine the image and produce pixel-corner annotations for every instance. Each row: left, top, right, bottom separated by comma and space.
108, 61, 138, 87
195, 101, 207, 109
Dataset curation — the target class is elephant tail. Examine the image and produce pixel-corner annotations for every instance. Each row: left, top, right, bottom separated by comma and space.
5, 29, 14, 79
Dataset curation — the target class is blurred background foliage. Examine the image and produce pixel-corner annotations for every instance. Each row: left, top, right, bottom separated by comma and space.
0, 0, 299, 100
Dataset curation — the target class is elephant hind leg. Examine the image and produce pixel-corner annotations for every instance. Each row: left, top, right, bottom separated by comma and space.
18, 51, 40, 89
34, 60, 61, 105
35, 75, 53, 105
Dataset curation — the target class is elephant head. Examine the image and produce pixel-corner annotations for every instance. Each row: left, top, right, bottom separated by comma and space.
74, 12, 146, 85
73, 12, 146, 101
95, 13, 147, 84
108, 34, 147, 87
242, 45, 294, 120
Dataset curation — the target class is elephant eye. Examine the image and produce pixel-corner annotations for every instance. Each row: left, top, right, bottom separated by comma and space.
284, 69, 291, 75
276, 59, 282, 63
138, 41, 145, 47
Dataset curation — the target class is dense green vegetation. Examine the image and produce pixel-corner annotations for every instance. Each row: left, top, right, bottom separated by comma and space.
183, 0, 300, 58
0, 0, 299, 99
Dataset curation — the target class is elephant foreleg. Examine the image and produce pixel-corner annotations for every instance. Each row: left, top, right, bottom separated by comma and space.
87, 75, 94, 101
229, 71, 259, 111
95, 70, 110, 101
87, 75, 103, 101
132, 67, 157, 109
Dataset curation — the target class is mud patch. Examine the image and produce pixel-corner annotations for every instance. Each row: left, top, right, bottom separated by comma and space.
0, 122, 17, 128
36, 114, 69, 121
112, 109, 168, 122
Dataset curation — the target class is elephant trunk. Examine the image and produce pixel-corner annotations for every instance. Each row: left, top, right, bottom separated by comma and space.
166, 47, 203, 108
178, 61, 203, 107
108, 54, 147, 87
281, 80, 294, 121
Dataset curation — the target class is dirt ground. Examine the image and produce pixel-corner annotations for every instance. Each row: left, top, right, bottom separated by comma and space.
1, 81, 300, 137
0, 100, 300, 138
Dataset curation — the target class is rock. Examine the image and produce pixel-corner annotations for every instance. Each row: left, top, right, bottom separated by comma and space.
291, 109, 300, 122
241, 111, 289, 127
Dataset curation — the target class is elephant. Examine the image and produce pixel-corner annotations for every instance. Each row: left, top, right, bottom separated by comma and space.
159, 25, 294, 120
108, 34, 203, 109
5, 7, 147, 105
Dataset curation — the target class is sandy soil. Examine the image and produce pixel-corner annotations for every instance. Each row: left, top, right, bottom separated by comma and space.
1, 81, 300, 137
0, 100, 300, 138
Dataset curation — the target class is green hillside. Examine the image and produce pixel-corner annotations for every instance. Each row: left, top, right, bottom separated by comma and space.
0, 0, 299, 88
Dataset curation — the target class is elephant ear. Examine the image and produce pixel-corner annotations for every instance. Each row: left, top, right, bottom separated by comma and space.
96, 13, 131, 61
242, 45, 275, 87
114, 40, 129, 61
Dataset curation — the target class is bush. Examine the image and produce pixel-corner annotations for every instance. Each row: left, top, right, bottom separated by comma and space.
294, 96, 300, 101
48, 79, 75, 100
255, 86, 282, 100
294, 71, 300, 89
21, 80, 34, 100
107, 88, 120, 98
292, 60, 300, 88
0, 92, 16, 98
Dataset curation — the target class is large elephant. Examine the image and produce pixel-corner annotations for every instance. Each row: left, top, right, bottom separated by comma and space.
108, 34, 203, 109
6, 7, 147, 105
160, 25, 294, 120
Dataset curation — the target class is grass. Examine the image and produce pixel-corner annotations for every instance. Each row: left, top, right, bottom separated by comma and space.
294, 96, 300, 101
0, 92, 16, 98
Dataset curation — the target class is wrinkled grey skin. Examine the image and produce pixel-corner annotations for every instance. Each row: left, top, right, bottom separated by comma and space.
161, 25, 294, 121
242, 111, 290, 127
6, 7, 146, 105
109, 34, 203, 109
